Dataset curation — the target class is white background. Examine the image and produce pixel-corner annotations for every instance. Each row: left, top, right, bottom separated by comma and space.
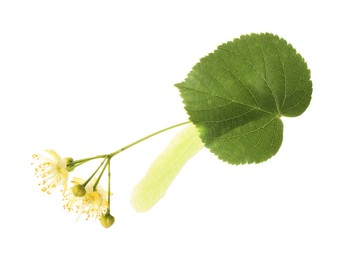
1, 0, 346, 259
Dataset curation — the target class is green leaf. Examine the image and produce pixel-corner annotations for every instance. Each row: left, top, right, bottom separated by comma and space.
131, 124, 204, 212
176, 33, 312, 164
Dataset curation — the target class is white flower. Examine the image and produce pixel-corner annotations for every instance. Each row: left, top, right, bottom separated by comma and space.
32, 150, 69, 194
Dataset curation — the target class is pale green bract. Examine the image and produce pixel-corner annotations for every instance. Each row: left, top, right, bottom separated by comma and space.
132, 124, 204, 212
176, 33, 312, 164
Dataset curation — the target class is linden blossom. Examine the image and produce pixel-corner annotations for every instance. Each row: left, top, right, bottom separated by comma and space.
32, 150, 69, 194
63, 177, 109, 221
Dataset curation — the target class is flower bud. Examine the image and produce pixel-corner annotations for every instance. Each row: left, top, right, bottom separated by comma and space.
64, 157, 75, 172
64, 157, 73, 164
100, 213, 115, 228
72, 184, 86, 197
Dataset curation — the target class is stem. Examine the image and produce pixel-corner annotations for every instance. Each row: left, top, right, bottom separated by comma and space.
109, 121, 191, 158
93, 158, 109, 191
107, 159, 111, 213
83, 158, 106, 187
93, 157, 111, 191
72, 155, 106, 165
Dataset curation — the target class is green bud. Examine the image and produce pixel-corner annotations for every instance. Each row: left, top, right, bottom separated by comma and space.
100, 213, 115, 228
64, 157, 75, 172
64, 157, 73, 165
72, 184, 86, 197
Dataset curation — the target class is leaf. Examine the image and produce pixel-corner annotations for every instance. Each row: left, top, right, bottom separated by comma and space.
131, 124, 204, 212
176, 33, 312, 164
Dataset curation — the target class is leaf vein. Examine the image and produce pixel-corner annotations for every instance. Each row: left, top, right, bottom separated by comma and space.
219, 45, 280, 114
268, 35, 287, 111
196, 66, 234, 100
180, 79, 276, 116
210, 117, 277, 139
197, 109, 256, 123
259, 39, 281, 113
203, 58, 261, 108
249, 125, 264, 155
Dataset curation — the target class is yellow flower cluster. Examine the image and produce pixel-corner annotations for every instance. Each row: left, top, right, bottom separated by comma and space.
32, 150, 114, 228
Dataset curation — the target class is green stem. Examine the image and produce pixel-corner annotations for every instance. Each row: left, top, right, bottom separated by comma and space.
93, 158, 109, 191
107, 159, 111, 213
83, 158, 107, 187
109, 121, 191, 158
72, 155, 106, 165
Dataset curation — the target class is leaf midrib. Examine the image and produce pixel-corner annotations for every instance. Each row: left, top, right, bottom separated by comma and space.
178, 84, 277, 117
